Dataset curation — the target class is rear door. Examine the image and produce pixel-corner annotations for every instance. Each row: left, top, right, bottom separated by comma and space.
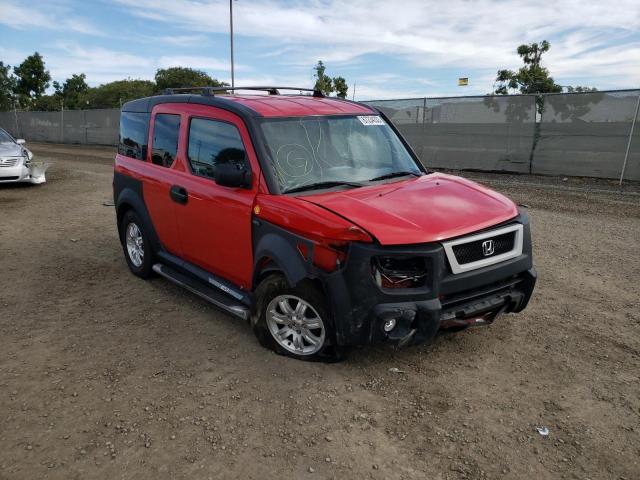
142, 107, 183, 255
171, 105, 260, 290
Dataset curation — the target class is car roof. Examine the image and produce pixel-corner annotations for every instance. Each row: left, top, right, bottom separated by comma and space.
122, 93, 376, 118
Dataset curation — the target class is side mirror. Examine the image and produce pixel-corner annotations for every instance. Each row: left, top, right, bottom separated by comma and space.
214, 162, 252, 188
16, 139, 26, 145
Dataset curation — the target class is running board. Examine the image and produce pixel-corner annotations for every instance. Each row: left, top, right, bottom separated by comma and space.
152, 263, 250, 320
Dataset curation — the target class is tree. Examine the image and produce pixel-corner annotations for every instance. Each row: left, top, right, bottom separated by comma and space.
493, 41, 601, 115
53, 73, 89, 109
81, 79, 157, 109
154, 67, 227, 92
313, 61, 334, 96
85, 79, 156, 109
14, 52, 51, 108
32, 95, 63, 111
494, 41, 563, 96
312, 61, 349, 98
493, 41, 563, 113
0, 61, 17, 111
332, 76, 348, 99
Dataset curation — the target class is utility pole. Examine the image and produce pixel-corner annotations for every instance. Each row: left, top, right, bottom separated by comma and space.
13, 100, 20, 138
619, 92, 640, 186
60, 99, 64, 144
352, 82, 356, 101
229, 0, 235, 88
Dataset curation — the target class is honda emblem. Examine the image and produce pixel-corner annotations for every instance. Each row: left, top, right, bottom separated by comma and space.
482, 239, 495, 256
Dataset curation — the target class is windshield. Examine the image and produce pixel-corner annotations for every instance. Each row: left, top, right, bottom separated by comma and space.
259, 115, 421, 193
0, 129, 15, 144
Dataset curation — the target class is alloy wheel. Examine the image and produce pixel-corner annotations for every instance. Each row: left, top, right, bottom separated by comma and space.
125, 222, 144, 267
266, 295, 326, 355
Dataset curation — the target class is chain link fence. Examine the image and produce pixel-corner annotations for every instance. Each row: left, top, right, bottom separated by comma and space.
367, 95, 537, 174
367, 90, 640, 182
1, 89, 638, 181
0, 108, 119, 146
533, 90, 640, 180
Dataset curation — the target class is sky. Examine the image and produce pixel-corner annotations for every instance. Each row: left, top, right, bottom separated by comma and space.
1, 0, 639, 100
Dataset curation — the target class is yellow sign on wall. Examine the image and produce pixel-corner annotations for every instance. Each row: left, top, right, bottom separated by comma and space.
458, 77, 469, 86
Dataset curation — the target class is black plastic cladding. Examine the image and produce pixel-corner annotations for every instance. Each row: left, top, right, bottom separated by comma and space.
113, 171, 162, 252
251, 211, 535, 346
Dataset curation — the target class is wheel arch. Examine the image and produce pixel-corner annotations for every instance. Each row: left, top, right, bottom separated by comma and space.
114, 173, 161, 252
252, 221, 319, 292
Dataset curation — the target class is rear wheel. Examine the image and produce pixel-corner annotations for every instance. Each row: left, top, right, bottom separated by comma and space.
121, 210, 154, 279
252, 274, 344, 362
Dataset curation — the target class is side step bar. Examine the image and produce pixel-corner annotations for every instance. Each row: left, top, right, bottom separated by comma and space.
152, 263, 250, 321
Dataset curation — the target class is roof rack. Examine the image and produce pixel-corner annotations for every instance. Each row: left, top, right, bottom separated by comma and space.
162, 86, 325, 98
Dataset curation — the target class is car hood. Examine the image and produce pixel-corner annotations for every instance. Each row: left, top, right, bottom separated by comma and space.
300, 173, 518, 245
0, 142, 23, 157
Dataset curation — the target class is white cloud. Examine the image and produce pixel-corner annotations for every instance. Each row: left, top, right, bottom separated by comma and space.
45, 43, 154, 84
31, 44, 245, 87
145, 34, 209, 47
114, 0, 640, 93
3, 0, 638, 96
1, 1, 104, 36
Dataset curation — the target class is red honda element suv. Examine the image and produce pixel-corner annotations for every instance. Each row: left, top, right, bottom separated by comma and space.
113, 86, 536, 361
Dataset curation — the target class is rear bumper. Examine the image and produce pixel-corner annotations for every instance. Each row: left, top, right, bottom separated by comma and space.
322, 212, 536, 346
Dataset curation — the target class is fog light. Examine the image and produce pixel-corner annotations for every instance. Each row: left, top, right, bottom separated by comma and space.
383, 318, 397, 332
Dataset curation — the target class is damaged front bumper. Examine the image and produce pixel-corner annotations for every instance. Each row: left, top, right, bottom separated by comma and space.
0, 160, 50, 184
322, 212, 536, 347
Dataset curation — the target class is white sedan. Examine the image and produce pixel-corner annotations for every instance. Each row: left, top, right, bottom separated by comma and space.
0, 128, 48, 184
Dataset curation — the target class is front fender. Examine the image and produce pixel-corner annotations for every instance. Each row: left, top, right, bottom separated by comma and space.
252, 220, 316, 289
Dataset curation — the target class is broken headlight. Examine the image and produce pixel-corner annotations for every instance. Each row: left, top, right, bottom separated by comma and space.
372, 256, 428, 289
22, 149, 32, 166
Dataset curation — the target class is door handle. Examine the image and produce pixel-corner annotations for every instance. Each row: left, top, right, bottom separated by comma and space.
170, 185, 188, 204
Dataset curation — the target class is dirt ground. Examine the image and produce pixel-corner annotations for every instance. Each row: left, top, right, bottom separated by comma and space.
1, 143, 639, 480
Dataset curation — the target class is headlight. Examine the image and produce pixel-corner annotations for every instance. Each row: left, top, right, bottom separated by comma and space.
372, 256, 428, 289
23, 148, 33, 164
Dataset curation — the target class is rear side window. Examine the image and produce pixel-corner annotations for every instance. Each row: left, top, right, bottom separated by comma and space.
118, 112, 149, 160
151, 114, 181, 168
187, 118, 247, 180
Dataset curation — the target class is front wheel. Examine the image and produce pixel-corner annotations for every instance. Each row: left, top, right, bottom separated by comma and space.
252, 275, 344, 362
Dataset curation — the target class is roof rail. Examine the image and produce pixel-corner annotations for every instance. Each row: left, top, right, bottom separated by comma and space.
162, 86, 325, 98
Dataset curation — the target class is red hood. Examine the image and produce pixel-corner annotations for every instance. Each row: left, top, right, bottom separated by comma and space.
300, 173, 518, 245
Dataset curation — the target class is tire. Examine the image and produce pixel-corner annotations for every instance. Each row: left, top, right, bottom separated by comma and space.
120, 210, 154, 279
252, 274, 345, 362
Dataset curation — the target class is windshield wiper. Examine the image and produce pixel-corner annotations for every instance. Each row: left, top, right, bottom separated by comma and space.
368, 171, 422, 182
284, 180, 364, 194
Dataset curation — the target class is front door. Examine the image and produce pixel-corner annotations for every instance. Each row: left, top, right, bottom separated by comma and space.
172, 106, 259, 290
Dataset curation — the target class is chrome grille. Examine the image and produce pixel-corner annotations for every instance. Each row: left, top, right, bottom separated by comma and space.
452, 231, 516, 264
0, 158, 20, 167
442, 224, 524, 274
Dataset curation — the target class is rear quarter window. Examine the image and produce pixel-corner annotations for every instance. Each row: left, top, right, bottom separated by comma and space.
118, 112, 150, 160
151, 114, 180, 168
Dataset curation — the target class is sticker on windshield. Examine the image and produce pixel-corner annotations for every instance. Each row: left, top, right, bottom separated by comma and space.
357, 115, 385, 126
